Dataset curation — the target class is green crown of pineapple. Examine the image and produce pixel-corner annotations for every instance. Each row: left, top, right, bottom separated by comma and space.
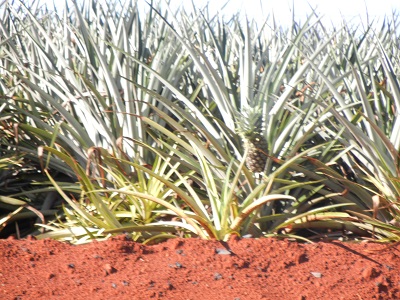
236, 106, 268, 173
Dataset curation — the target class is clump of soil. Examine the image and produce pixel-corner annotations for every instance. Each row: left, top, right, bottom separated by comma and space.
1, 235, 399, 299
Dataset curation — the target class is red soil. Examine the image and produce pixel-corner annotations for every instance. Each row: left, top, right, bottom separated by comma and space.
1, 235, 400, 300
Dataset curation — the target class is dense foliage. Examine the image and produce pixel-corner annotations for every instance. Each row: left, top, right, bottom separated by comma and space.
1, 0, 400, 243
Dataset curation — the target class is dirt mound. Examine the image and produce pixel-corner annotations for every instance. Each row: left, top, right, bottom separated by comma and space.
1, 235, 399, 299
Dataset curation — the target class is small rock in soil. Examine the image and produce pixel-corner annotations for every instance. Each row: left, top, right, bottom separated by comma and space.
310, 272, 322, 278
122, 280, 129, 286
296, 253, 308, 264
362, 266, 377, 280
104, 263, 117, 275
215, 248, 231, 255
166, 281, 174, 290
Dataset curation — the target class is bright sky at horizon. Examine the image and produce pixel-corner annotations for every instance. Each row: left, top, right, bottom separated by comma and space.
37, 0, 400, 27
183, 0, 399, 26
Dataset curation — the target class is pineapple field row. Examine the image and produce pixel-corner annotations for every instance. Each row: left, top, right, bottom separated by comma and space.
1, 0, 400, 244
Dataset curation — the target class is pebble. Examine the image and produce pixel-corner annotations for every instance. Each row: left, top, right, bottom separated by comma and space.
362, 266, 375, 280
310, 272, 322, 278
216, 248, 231, 255
104, 263, 117, 275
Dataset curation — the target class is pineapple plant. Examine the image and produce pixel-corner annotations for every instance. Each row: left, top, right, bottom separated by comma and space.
237, 106, 269, 173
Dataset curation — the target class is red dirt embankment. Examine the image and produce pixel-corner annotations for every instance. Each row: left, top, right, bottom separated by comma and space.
1, 235, 399, 299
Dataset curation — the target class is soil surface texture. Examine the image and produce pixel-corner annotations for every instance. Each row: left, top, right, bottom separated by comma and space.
1, 235, 400, 300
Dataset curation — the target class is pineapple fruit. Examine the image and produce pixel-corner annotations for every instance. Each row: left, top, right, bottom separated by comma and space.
237, 107, 269, 173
